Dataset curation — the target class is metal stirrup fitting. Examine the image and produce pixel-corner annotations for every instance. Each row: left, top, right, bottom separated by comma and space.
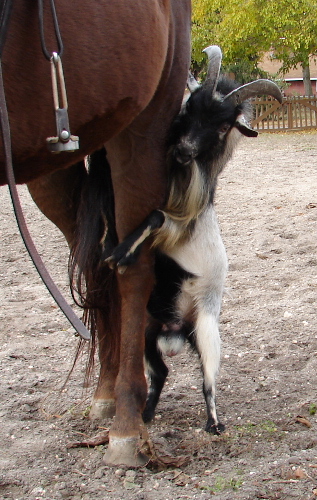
46, 52, 79, 153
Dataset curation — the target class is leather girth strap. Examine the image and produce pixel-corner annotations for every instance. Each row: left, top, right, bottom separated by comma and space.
0, 3, 90, 340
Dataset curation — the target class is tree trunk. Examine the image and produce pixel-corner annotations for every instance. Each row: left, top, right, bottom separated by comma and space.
302, 63, 313, 96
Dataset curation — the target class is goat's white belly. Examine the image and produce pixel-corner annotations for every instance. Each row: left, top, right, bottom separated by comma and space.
164, 205, 228, 320
165, 205, 228, 280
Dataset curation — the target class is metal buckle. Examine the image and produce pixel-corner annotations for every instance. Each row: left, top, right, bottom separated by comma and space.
46, 53, 79, 153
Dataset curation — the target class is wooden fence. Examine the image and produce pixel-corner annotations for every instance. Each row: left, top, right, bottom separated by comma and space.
251, 96, 317, 132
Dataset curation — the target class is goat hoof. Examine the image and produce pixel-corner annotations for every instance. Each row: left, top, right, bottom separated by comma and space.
89, 399, 116, 419
104, 256, 116, 269
142, 407, 155, 423
117, 264, 127, 274
205, 420, 225, 435
103, 435, 148, 467
104, 255, 131, 272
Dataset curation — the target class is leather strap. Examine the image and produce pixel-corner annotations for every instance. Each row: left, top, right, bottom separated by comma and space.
0, 61, 90, 340
0, 0, 12, 57
38, 0, 64, 60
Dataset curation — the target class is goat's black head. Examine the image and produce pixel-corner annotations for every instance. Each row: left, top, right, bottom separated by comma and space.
170, 45, 282, 169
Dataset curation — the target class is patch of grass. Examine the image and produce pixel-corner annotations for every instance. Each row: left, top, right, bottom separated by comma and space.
259, 420, 278, 433
213, 475, 244, 492
235, 422, 256, 435
309, 403, 317, 416
234, 420, 277, 437
199, 470, 244, 493
82, 405, 91, 418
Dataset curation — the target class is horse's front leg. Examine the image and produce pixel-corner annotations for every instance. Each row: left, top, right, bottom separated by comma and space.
104, 242, 155, 466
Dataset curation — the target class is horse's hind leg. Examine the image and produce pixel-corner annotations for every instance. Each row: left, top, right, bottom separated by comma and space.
27, 162, 87, 247
89, 284, 120, 420
28, 162, 120, 418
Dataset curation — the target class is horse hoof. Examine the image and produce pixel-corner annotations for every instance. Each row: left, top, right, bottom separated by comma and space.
103, 436, 148, 467
89, 399, 116, 419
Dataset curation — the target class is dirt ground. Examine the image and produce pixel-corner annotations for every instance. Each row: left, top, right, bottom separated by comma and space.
1, 131, 317, 500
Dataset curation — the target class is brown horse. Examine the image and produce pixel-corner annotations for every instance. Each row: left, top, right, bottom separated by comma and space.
1, 0, 191, 466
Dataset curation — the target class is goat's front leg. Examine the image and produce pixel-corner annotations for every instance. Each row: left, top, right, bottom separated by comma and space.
105, 210, 165, 272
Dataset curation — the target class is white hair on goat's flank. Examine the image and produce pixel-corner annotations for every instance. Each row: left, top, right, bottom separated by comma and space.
164, 205, 228, 281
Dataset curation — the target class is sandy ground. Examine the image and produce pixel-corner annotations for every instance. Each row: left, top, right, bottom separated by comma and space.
1, 131, 317, 500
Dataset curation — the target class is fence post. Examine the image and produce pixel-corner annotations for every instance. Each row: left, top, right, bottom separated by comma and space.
251, 95, 317, 132
288, 101, 293, 130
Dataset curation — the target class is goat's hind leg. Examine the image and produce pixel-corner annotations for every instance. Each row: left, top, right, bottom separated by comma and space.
195, 308, 225, 434
143, 319, 169, 423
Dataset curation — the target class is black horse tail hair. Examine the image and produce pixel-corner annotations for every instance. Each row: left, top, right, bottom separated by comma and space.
69, 147, 120, 384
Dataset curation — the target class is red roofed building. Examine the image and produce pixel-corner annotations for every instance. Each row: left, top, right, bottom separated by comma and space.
259, 53, 317, 96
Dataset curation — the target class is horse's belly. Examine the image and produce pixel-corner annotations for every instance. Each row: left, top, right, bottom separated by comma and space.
0, 0, 178, 183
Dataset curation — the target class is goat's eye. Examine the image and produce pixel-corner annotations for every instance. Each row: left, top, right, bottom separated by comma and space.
218, 123, 231, 134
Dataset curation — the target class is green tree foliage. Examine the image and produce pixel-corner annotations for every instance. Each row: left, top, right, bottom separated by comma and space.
259, 0, 317, 71
261, 0, 317, 94
192, 0, 317, 90
191, 0, 223, 68
192, 0, 270, 80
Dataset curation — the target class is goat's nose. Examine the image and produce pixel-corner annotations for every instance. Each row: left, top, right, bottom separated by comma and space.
174, 144, 193, 165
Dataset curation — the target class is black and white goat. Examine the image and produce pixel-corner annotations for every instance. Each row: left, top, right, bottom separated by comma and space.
107, 46, 282, 434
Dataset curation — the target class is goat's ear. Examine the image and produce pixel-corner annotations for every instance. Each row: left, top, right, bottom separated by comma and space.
187, 71, 200, 93
234, 114, 258, 137
182, 91, 191, 108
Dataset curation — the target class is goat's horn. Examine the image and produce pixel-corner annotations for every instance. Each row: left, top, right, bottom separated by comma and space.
224, 79, 283, 105
202, 45, 222, 94
187, 71, 200, 93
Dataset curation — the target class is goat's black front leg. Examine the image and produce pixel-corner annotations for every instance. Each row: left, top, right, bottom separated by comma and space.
104, 209, 165, 272
143, 320, 168, 423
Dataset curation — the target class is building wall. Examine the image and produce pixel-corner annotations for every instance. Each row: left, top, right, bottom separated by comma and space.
260, 53, 317, 97
284, 80, 317, 97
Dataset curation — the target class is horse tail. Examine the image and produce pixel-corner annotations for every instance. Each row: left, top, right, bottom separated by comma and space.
69, 148, 120, 383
